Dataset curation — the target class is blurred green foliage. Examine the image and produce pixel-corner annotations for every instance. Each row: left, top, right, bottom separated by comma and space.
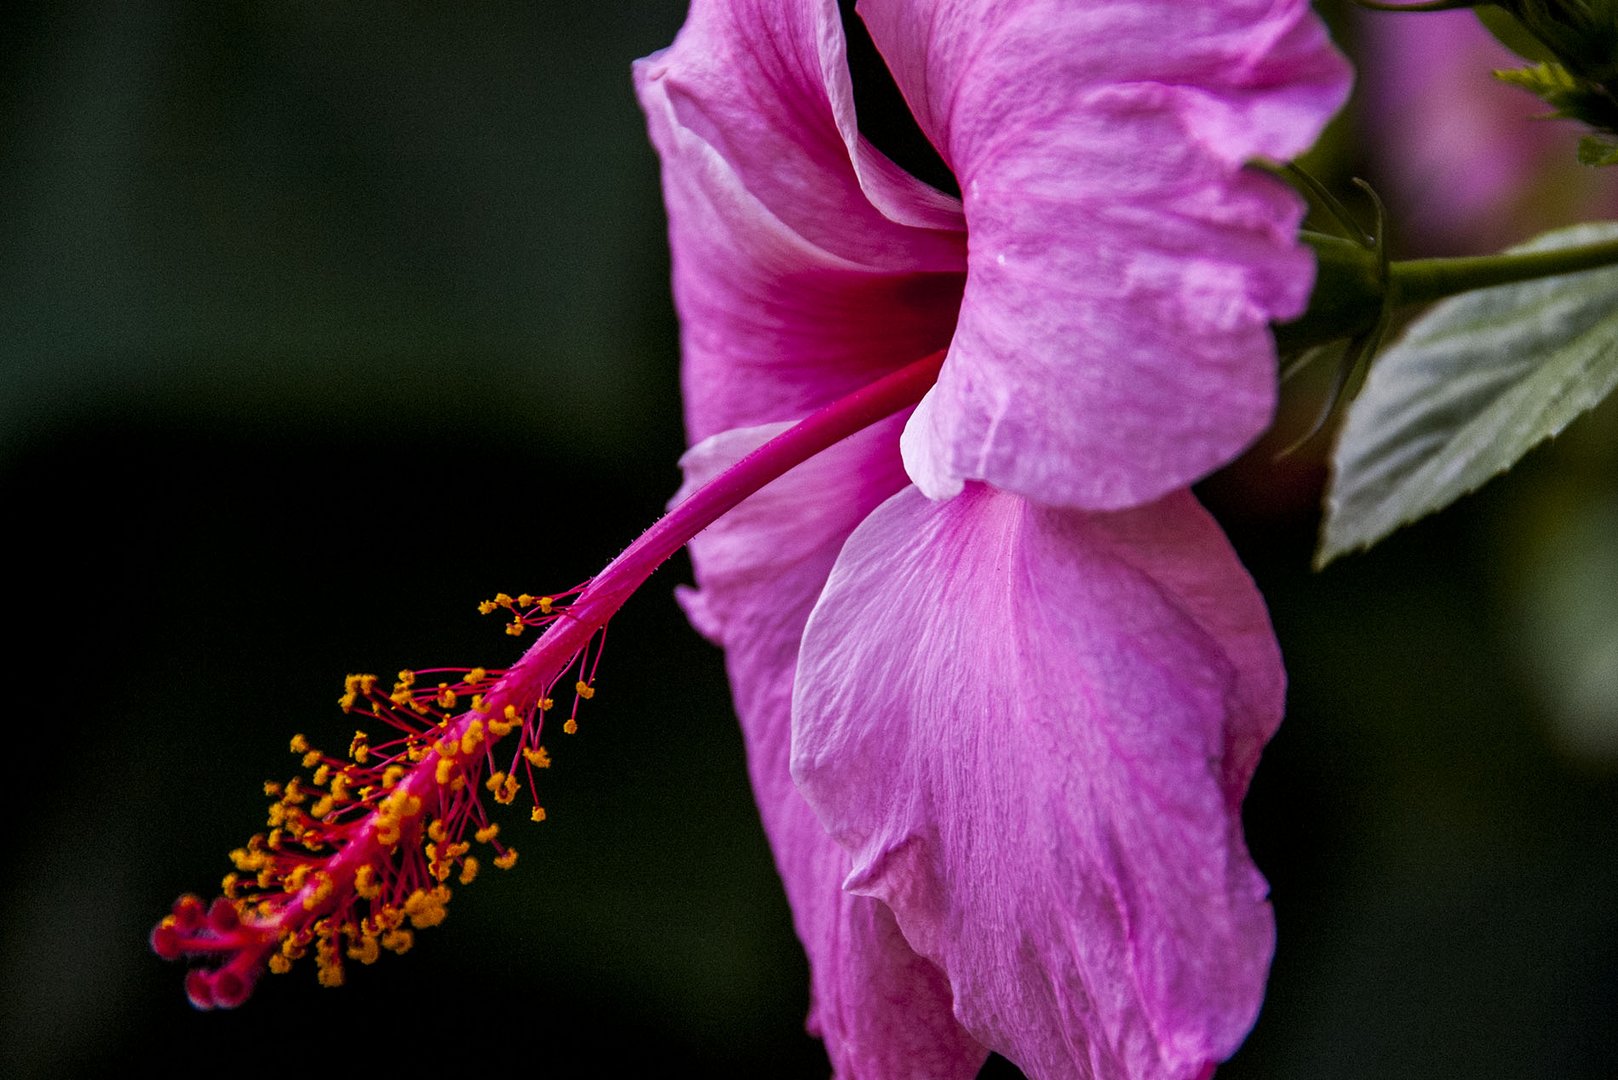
2, 3, 1614, 1078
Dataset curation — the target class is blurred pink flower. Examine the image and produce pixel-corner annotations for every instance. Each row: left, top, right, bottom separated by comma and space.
637, 2, 1348, 1077
1359, 8, 1618, 254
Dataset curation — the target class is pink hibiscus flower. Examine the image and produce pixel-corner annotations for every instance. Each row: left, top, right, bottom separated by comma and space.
636, 2, 1348, 1078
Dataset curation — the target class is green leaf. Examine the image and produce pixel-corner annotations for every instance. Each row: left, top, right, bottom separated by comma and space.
1495, 62, 1618, 133
1578, 134, 1618, 165
1319, 222, 1618, 566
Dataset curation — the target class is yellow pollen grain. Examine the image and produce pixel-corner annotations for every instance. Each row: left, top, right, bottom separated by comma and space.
575, 681, 595, 700
459, 857, 479, 885
538, 697, 554, 711
427, 819, 448, 844
485, 770, 506, 794
523, 746, 551, 769
496, 775, 518, 805
290, 734, 310, 755
435, 757, 455, 786
563, 718, 578, 735
475, 824, 499, 844
467, 667, 487, 685
530, 806, 547, 823
493, 849, 518, 870
269, 954, 293, 975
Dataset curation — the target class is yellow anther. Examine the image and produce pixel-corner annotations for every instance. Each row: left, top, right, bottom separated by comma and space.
302, 750, 322, 769
538, 596, 553, 614
472, 694, 488, 713
467, 667, 487, 685
268, 953, 293, 975
349, 730, 370, 763
523, 746, 551, 769
312, 764, 331, 787
286, 864, 311, 892
475, 824, 499, 844
435, 757, 455, 785
506, 620, 524, 637
434, 737, 458, 758
302, 871, 336, 910
229, 847, 265, 872
450, 774, 466, 793
517, 593, 535, 607
396, 669, 416, 688
382, 765, 405, 789
436, 684, 457, 709
563, 718, 578, 735
359, 674, 378, 692
347, 935, 380, 966
488, 717, 513, 738
496, 774, 518, 805
222, 872, 240, 899
267, 828, 284, 850
290, 734, 310, 755
310, 795, 334, 819
538, 697, 554, 711
459, 857, 480, 885
494, 592, 514, 607
330, 774, 350, 802
460, 720, 485, 756
263, 780, 283, 798
575, 680, 595, 700
530, 806, 547, 823
485, 770, 506, 794
402, 885, 452, 929
493, 849, 518, 870
427, 819, 448, 844
477, 600, 499, 615
504, 704, 519, 722
382, 929, 414, 955
355, 864, 381, 900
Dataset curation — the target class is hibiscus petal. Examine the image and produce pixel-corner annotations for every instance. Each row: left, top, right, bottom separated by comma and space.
856, 0, 1352, 508
792, 484, 1284, 1079
634, 0, 966, 447
674, 417, 988, 1079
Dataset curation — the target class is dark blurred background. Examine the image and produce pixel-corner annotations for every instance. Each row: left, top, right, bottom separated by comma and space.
3, 3, 1614, 1077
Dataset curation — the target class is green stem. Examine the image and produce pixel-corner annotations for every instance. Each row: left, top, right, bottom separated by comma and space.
1391, 234, 1618, 306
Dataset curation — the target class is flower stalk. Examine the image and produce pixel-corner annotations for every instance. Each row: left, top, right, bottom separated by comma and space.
152, 348, 946, 1007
